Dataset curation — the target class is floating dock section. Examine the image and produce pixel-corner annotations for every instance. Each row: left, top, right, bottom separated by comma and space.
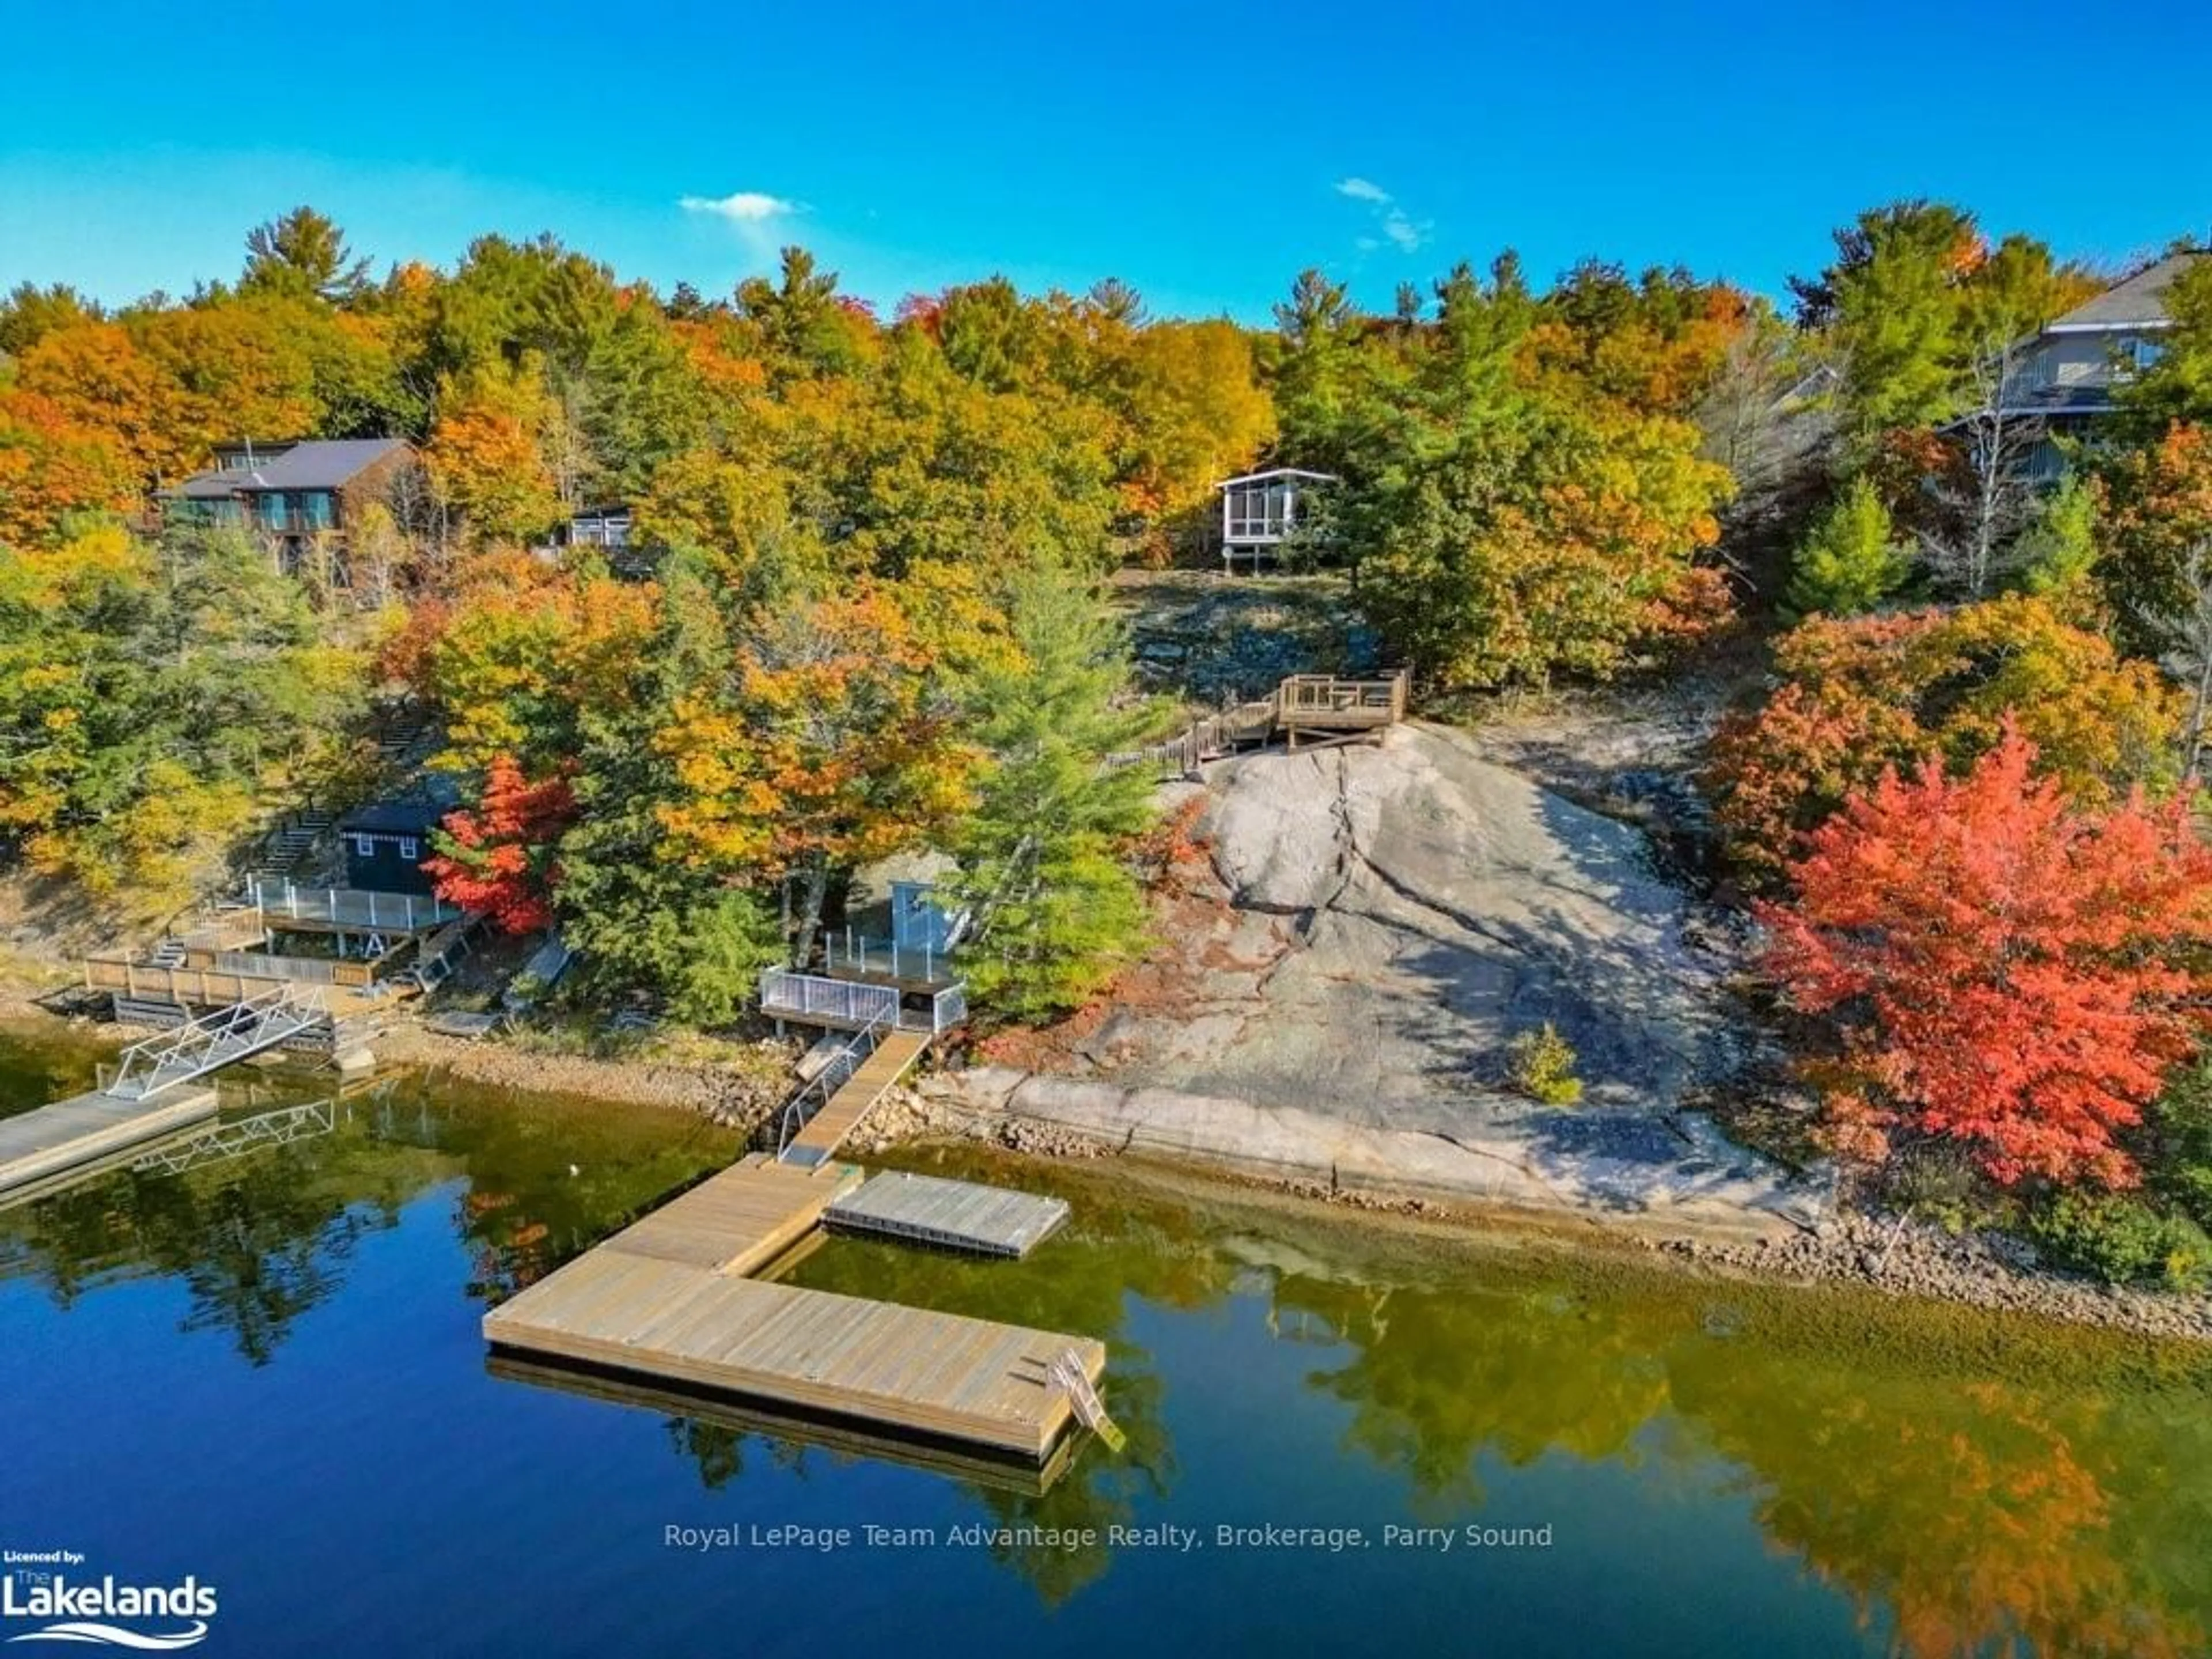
0, 1087, 220, 1200
483, 1154, 1106, 1461
825, 1171, 1070, 1259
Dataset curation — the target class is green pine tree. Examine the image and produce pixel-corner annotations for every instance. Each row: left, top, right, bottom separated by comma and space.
948, 565, 1164, 1025
555, 551, 781, 1025
1785, 477, 1910, 618
2017, 475, 2100, 613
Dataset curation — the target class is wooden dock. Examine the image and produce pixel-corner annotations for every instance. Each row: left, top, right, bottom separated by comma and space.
484, 1357, 1078, 1495
781, 1029, 930, 1167
84, 955, 396, 1021
604, 1154, 864, 1277
0, 1086, 220, 1200
825, 1171, 1071, 1259
483, 1154, 1106, 1460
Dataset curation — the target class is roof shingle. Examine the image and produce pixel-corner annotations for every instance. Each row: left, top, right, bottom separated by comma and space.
2049, 252, 2207, 331
232, 438, 410, 491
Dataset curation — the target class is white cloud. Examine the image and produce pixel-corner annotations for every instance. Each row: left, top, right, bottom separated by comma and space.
1381, 209, 1430, 253
679, 190, 800, 222
1335, 176, 1432, 256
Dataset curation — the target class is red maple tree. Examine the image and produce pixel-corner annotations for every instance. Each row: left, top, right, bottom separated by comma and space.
423, 755, 578, 935
1759, 724, 2212, 1188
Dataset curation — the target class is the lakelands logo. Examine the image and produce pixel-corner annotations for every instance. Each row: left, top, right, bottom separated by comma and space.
3, 1551, 217, 1650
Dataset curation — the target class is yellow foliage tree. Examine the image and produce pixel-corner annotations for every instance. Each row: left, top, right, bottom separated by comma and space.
653, 584, 979, 959
427, 359, 566, 544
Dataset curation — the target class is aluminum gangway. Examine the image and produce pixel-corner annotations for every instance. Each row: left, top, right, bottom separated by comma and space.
101, 983, 327, 1102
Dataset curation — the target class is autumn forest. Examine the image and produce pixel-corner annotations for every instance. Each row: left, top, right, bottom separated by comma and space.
7, 200, 2212, 1286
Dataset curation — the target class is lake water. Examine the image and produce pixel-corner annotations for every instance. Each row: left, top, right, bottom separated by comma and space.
3, 1028, 2208, 1658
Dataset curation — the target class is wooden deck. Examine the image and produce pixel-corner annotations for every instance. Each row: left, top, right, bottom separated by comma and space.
0, 1087, 220, 1200
825, 1171, 1071, 1259
604, 1154, 863, 1277
482, 1153, 1107, 1460
241, 883, 463, 936
485, 1252, 1102, 1459
1114, 669, 1410, 777
84, 956, 398, 1021
782, 1030, 929, 1168
757, 969, 967, 1036
1278, 669, 1408, 739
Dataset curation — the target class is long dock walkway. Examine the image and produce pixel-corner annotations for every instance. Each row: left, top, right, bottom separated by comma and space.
483, 1154, 1106, 1460
781, 1029, 929, 1167
607, 1153, 863, 1276
0, 1087, 220, 1200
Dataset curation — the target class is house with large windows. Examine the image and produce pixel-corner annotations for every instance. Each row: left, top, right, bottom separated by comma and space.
168, 437, 416, 584
1216, 467, 1336, 575
2000, 252, 2204, 431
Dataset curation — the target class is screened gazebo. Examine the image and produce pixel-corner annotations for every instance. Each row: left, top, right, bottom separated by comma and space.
1217, 468, 1337, 575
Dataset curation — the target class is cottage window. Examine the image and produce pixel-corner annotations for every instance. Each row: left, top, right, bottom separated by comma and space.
353, 834, 376, 858
2115, 336, 2166, 376
398, 837, 419, 861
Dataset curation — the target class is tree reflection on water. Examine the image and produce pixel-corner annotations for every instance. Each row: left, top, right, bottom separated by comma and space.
785, 1157, 2212, 1652
7, 1067, 2207, 1657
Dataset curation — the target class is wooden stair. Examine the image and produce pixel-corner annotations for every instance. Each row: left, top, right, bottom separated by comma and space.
253, 806, 334, 882
781, 1030, 929, 1167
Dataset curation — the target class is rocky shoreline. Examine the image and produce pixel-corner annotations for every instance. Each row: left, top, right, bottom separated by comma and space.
370, 1024, 786, 1130
1657, 1213, 2212, 1343
851, 1075, 2212, 1344
7, 984, 2205, 1344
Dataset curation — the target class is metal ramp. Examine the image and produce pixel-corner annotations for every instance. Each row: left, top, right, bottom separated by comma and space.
1050, 1349, 1125, 1453
776, 1016, 930, 1168
102, 983, 326, 1102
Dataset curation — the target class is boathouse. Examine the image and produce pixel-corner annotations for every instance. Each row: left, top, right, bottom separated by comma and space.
336, 796, 447, 895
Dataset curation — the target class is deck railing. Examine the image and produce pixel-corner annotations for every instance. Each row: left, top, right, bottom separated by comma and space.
760, 969, 900, 1029
758, 969, 969, 1035
84, 956, 400, 1013
925, 983, 968, 1032
775, 1003, 894, 1159
823, 930, 957, 986
1277, 669, 1409, 723
195, 949, 379, 987
247, 880, 461, 932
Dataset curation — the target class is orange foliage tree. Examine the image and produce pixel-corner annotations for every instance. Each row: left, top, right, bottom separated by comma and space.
1759, 725, 2212, 1188
0, 391, 137, 546
415, 552, 658, 772
1708, 595, 2181, 885
653, 585, 978, 960
424, 754, 578, 934
426, 362, 566, 545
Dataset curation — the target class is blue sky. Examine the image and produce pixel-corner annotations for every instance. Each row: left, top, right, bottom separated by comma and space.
3, 0, 2209, 322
